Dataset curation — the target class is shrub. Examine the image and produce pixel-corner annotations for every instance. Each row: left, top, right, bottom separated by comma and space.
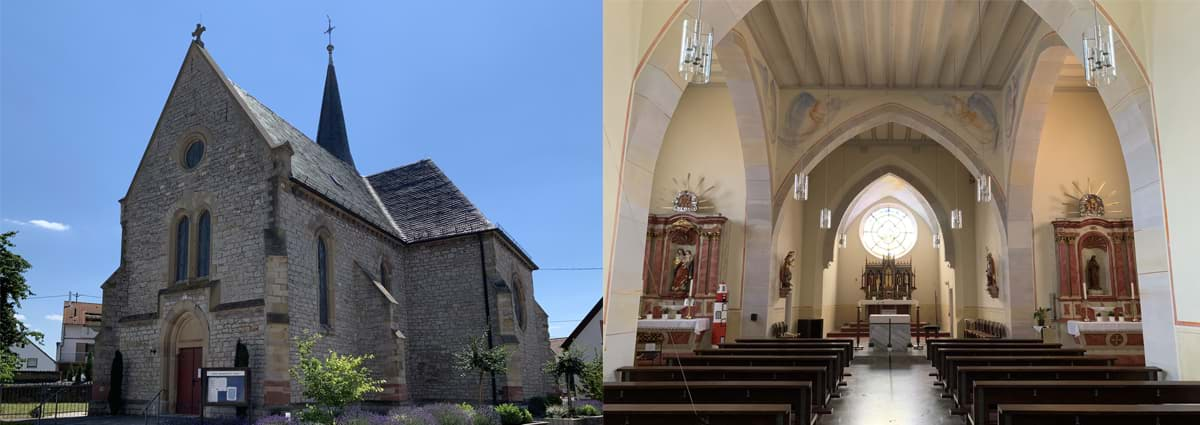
494, 403, 532, 425
579, 354, 602, 400
525, 396, 547, 418
290, 332, 385, 422
470, 406, 500, 425
575, 404, 600, 417
253, 415, 295, 425
544, 405, 569, 419
390, 406, 436, 425
337, 406, 397, 425
425, 403, 472, 425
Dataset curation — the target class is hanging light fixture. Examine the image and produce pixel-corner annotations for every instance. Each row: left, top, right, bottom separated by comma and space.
838, 231, 848, 249
976, 174, 992, 203
1082, 5, 1117, 87
678, 0, 714, 84
819, 149, 835, 229
793, 173, 809, 201
933, 232, 942, 248
951, 153, 963, 230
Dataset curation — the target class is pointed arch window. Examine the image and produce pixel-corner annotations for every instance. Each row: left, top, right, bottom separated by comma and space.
512, 276, 526, 330
318, 237, 330, 326
174, 216, 190, 282
196, 212, 211, 278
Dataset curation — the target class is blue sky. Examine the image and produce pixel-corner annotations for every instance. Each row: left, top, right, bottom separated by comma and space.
0, 1, 600, 353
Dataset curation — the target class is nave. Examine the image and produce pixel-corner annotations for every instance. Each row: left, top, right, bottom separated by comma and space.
604, 337, 1200, 424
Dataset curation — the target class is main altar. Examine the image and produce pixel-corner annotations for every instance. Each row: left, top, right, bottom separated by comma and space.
858, 257, 918, 315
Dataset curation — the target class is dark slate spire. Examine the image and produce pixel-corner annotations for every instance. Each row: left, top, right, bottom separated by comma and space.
317, 19, 355, 167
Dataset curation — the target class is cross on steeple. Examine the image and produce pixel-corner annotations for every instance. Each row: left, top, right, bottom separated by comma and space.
324, 15, 336, 62
191, 23, 206, 47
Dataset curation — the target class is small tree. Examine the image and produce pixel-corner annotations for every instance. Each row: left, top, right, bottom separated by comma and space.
579, 351, 603, 400
234, 340, 249, 418
290, 331, 384, 424
452, 332, 508, 406
543, 349, 587, 416
109, 351, 124, 415
1, 231, 44, 383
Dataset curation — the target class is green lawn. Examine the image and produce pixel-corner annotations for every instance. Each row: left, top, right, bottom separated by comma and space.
0, 402, 88, 419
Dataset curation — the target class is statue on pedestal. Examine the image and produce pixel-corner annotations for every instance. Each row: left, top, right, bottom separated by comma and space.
1086, 255, 1102, 292
669, 248, 694, 295
779, 251, 795, 298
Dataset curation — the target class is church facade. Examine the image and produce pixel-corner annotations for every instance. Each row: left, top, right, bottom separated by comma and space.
91, 37, 555, 415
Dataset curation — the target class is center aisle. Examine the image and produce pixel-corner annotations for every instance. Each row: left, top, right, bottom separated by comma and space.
816, 347, 956, 424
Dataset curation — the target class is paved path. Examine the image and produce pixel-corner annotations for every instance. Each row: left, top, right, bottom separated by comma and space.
815, 347, 959, 424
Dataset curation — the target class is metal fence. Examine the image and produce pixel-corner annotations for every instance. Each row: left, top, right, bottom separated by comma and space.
0, 382, 91, 422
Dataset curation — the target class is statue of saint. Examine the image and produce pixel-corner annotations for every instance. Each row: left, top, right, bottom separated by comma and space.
779, 251, 796, 297
669, 248, 694, 294
1086, 255, 1102, 291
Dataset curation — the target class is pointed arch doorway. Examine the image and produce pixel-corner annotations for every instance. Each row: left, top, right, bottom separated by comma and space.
162, 305, 209, 415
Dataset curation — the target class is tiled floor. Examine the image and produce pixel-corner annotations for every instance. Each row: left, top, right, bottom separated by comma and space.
815, 347, 962, 424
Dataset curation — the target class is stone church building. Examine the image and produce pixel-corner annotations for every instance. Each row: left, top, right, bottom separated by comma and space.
92, 35, 555, 415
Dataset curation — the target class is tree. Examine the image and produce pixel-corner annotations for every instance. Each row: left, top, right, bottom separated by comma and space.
452, 332, 508, 406
543, 348, 587, 416
0, 231, 43, 383
109, 351, 124, 414
579, 351, 603, 400
289, 331, 384, 424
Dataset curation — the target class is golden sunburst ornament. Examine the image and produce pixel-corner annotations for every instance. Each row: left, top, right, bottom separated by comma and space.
1063, 178, 1122, 217
661, 173, 717, 213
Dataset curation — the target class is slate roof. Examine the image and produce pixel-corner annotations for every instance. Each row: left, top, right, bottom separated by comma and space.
367, 160, 496, 242
231, 84, 403, 239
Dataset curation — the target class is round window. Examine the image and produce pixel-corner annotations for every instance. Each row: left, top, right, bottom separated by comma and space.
184, 140, 205, 168
860, 206, 918, 258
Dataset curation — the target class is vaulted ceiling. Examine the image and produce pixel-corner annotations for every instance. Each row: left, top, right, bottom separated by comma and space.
851, 123, 934, 143
743, 0, 1048, 90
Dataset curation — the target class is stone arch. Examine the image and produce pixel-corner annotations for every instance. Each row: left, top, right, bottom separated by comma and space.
606, 0, 1176, 378
159, 301, 210, 414
772, 103, 1006, 228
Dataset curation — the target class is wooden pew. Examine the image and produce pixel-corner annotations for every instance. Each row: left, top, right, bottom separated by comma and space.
926, 338, 1042, 360
996, 403, 1200, 425
736, 338, 853, 343
970, 381, 1200, 425
935, 348, 1086, 380
616, 366, 832, 411
604, 380, 815, 425
603, 403, 794, 425
718, 342, 854, 364
928, 341, 1059, 364
668, 355, 842, 395
941, 355, 1117, 400
696, 347, 850, 368
951, 366, 1161, 410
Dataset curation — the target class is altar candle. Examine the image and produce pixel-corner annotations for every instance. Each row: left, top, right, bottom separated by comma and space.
1130, 281, 1136, 299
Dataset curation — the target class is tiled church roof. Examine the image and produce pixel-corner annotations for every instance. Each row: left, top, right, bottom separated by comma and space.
367, 160, 496, 242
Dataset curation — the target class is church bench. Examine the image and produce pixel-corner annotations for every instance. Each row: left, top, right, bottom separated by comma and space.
718, 342, 853, 364
736, 338, 854, 344
969, 381, 1200, 425
603, 380, 815, 425
935, 348, 1086, 381
951, 366, 1162, 409
668, 355, 842, 394
995, 403, 1200, 425
941, 356, 1117, 397
926, 338, 1051, 362
615, 366, 832, 411
697, 347, 850, 368
603, 403, 794, 425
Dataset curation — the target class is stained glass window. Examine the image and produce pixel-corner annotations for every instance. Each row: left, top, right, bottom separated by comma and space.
318, 237, 330, 326
197, 212, 211, 278
184, 141, 205, 168
860, 206, 917, 259
175, 216, 189, 282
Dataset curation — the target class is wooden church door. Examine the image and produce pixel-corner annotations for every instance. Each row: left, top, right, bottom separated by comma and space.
175, 347, 202, 415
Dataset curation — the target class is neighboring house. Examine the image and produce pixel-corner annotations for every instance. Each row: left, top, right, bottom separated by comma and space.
10, 337, 56, 373
561, 299, 602, 362
549, 337, 567, 356
57, 301, 101, 371
93, 36, 554, 416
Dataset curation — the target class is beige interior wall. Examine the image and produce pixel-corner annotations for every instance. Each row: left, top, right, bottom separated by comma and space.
648, 85, 748, 334
832, 199, 939, 327
1032, 89, 1132, 341
972, 197, 1008, 323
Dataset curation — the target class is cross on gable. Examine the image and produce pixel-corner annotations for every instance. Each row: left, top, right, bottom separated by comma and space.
192, 23, 206, 47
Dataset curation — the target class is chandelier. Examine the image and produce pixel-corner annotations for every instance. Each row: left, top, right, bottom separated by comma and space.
838, 231, 848, 249
1082, 6, 1117, 87
976, 174, 992, 203
933, 232, 942, 248
793, 173, 809, 201
678, 0, 714, 84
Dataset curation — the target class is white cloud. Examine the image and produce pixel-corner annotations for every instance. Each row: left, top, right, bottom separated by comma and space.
3, 218, 70, 232
45, 314, 63, 321
14, 314, 26, 321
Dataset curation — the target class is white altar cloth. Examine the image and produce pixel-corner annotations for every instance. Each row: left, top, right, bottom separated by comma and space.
1066, 320, 1142, 337
637, 318, 712, 335
858, 299, 919, 307
869, 314, 910, 351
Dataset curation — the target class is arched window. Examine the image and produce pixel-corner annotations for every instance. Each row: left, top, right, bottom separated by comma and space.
860, 206, 918, 259
512, 277, 526, 330
379, 261, 388, 289
175, 216, 190, 282
317, 237, 330, 326
196, 212, 211, 278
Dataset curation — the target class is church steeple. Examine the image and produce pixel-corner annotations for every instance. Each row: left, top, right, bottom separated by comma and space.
316, 18, 355, 167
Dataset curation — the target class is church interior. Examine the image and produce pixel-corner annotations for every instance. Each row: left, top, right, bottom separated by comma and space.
602, 0, 1200, 423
